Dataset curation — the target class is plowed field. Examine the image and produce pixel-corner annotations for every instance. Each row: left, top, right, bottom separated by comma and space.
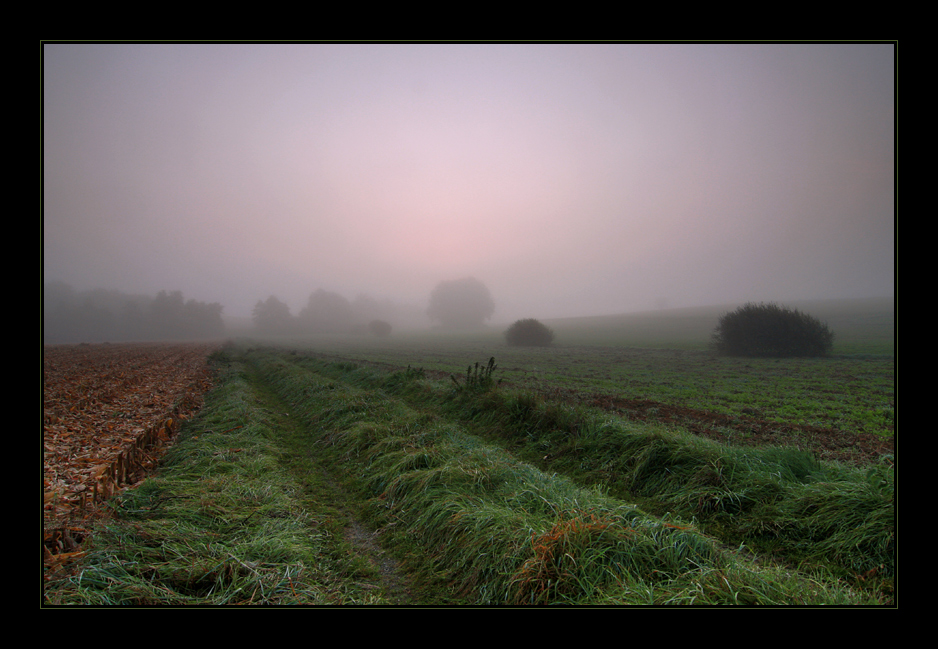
43, 342, 219, 567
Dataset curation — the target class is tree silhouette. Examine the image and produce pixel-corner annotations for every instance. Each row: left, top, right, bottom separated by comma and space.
252, 296, 293, 334
299, 289, 354, 333
427, 277, 495, 330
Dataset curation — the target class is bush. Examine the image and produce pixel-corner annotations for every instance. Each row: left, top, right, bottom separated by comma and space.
505, 319, 555, 347
711, 302, 834, 357
368, 319, 392, 337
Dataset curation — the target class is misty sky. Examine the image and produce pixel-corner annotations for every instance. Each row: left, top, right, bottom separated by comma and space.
43, 43, 895, 323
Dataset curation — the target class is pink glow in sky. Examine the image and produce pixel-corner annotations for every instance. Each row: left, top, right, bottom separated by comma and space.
43, 43, 895, 323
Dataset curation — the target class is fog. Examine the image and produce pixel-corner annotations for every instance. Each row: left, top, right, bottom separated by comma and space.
43, 44, 895, 328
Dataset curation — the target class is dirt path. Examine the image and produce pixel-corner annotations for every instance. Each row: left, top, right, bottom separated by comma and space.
239, 360, 421, 605
342, 520, 411, 604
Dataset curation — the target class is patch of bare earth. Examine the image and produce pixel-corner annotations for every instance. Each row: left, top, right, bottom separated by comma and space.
343, 520, 413, 604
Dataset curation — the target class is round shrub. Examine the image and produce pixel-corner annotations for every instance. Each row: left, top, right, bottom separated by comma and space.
711, 302, 834, 357
505, 318, 555, 347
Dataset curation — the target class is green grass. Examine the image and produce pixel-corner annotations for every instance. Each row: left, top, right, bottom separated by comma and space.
227, 346, 890, 604
247, 334, 894, 439
236, 297, 892, 441
377, 360, 894, 587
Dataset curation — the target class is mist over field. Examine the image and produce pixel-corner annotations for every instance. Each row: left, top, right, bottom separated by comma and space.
43, 43, 895, 333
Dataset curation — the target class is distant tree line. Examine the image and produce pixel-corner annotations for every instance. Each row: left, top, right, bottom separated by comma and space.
43, 282, 225, 344
251, 289, 422, 336
252, 277, 497, 337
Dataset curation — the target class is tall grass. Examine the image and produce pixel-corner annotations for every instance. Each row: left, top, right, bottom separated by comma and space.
292, 351, 894, 595
244, 348, 883, 604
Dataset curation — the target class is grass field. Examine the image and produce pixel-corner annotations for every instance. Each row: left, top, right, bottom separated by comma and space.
248, 297, 895, 446
43, 298, 894, 605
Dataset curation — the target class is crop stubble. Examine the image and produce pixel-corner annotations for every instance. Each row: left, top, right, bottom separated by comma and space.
43, 342, 219, 567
